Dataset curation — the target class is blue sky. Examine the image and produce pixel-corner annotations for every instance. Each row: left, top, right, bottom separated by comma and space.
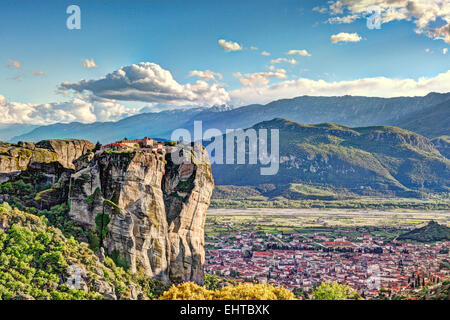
1, 0, 450, 124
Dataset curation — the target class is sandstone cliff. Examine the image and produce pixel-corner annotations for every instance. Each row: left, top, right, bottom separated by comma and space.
0, 139, 214, 285
68, 145, 214, 284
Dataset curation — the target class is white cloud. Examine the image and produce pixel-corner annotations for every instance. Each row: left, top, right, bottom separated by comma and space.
6, 60, 21, 69
444, 48, 448, 54
312, 6, 327, 14
286, 49, 311, 57
189, 70, 223, 81
233, 69, 287, 87
230, 70, 450, 106
327, 14, 359, 24
329, 1, 344, 15
59, 62, 230, 106
249, 46, 258, 50
271, 57, 297, 65
82, 58, 98, 69
330, 32, 362, 43
261, 51, 271, 56
218, 39, 243, 52
0, 94, 139, 125
327, 0, 450, 43
425, 48, 431, 53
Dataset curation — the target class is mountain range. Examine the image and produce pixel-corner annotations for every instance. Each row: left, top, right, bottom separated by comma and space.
394, 98, 450, 138
4, 92, 449, 198
8, 92, 450, 143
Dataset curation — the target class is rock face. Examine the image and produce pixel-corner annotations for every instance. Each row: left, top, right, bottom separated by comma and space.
68, 145, 214, 284
35, 139, 95, 169
0, 139, 94, 183
163, 152, 214, 283
0, 139, 95, 209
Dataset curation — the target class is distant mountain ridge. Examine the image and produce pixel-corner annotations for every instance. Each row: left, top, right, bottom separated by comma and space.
394, 99, 450, 138
0, 124, 38, 142
10, 92, 450, 143
211, 118, 450, 196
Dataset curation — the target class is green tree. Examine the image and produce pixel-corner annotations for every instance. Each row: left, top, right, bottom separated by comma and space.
311, 282, 361, 300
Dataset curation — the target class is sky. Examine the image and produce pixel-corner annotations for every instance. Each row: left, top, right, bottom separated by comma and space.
1, 0, 450, 125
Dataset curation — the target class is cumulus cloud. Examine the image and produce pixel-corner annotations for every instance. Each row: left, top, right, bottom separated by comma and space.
233, 69, 287, 87
286, 49, 311, 57
330, 32, 362, 43
271, 57, 297, 65
59, 62, 230, 106
326, 1, 450, 43
444, 48, 448, 54
32, 71, 45, 76
230, 70, 450, 106
189, 70, 223, 81
82, 58, 98, 69
218, 39, 243, 52
261, 51, 271, 56
0, 94, 139, 125
6, 60, 21, 69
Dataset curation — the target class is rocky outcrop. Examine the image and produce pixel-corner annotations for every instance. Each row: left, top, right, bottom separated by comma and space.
35, 139, 95, 169
0, 138, 214, 285
0, 139, 95, 209
68, 145, 214, 284
0, 139, 94, 183
163, 151, 214, 283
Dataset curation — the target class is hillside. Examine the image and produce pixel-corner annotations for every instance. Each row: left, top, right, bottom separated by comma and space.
211, 118, 450, 197
395, 99, 450, 138
432, 136, 450, 159
0, 202, 167, 300
397, 221, 450, 242
11, 93, 450, 143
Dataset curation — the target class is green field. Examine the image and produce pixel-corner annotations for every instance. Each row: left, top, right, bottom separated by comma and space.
205, 208, 450, 240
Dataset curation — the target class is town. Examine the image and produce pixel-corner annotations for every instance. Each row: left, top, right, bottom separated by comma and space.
204, 214, 450, 298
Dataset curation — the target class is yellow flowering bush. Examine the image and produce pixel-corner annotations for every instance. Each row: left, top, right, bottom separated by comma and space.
159, 282, 296, 300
